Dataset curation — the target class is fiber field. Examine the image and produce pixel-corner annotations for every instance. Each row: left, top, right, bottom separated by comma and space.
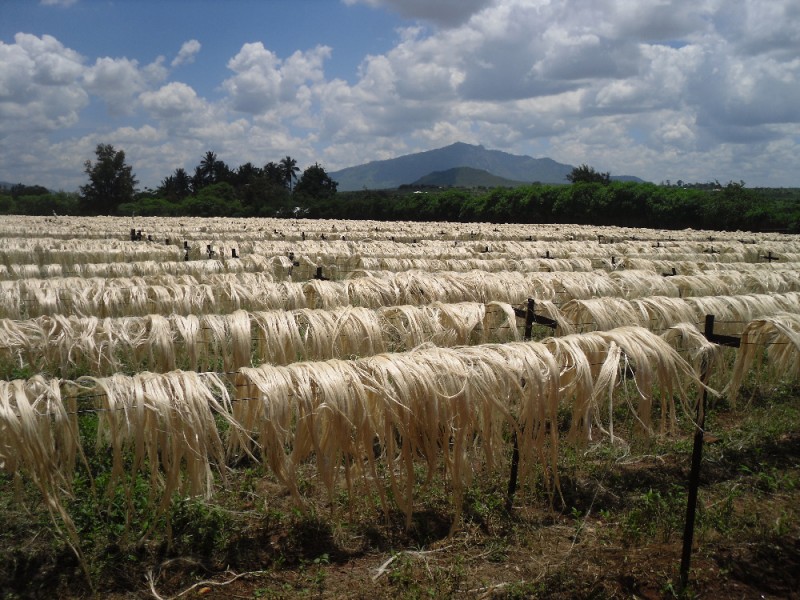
1, 216, 799, 599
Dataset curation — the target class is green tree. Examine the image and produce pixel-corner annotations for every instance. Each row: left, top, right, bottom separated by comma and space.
179, 182, 242, 217
294, 163, 338, 218
80, 144, 137, 214
10, 184, 50, 199
280, 155, 300, 191
263, 161, 284, 186
235, 162, 261, 187
566, 164, 610, 185
294, 163, 338, 200
196, 151, 217, 188
158, 167, 192, 202
192, 151, 232, 192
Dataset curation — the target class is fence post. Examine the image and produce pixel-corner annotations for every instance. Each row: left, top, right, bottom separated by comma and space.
679, 314, 714, 593
761, 251, 778, 263
506, 431, 520, 513
524, 298, 535, 341
507, 298, 537, 512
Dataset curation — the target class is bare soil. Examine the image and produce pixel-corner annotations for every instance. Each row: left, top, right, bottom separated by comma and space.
2, 392, 799, 600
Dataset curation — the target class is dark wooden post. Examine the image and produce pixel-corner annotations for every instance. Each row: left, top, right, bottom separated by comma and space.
507, 298, 538, 512
523, 298, 535, 341
679, 314, 741, 591
506, 431, 520, 513
761, 251, 778, 263
679, 314, 713, 593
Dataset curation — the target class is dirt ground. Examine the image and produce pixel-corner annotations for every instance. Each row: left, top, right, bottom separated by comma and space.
2, 391, 799, 600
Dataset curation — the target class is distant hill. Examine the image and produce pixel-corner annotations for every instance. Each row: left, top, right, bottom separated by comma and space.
330, 142, 578, 191
410, 167, 529, 188
330, 142, 643, 191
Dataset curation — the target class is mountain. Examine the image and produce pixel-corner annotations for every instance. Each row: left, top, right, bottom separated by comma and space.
410, 167, 529, 188
330, 142, 580, 191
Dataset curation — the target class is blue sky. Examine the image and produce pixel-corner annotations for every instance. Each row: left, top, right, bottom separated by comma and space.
1, 0, 799, 191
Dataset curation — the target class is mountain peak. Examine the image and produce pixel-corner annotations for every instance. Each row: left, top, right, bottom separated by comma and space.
330, 143, 576, 191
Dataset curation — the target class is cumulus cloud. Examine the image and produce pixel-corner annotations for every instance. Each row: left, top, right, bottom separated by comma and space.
140, 82, 205, 119
0, 33, 88, 134
222, 42, 330, 114
82, 57, 147, 115
4, 0, 800, 189
319, 0, 800, 184
172, 39, 201, 67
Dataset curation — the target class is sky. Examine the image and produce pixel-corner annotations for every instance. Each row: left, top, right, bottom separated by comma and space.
1, 0, 799, 192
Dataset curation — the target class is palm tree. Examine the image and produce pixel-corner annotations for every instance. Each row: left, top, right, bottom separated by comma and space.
280, 155, 300, 191
173, 168, 191, 199
198, 151, 218, 185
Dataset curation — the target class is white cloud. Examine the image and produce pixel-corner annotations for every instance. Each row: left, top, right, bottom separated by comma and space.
82, 57, 146, 115
40, 0, 78, 6
3, 0, 800, 189
140, 81, 205, 119
172, 39, 201, 67
222, 42, 331, 115
317, 0, 800, 184
0, 33, 88, 134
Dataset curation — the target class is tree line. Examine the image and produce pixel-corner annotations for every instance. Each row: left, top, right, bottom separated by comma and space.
317, 182, 799, 232
0, 144, 337, 218
2, 145, 799, 232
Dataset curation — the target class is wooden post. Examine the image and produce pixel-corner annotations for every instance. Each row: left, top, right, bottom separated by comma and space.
523, 298, 535, 341
507, 298, 537, 512
761, 251, 778, 263
506, 430, 520, 513
679, 314, 713, 593
679, 312, 741, 592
